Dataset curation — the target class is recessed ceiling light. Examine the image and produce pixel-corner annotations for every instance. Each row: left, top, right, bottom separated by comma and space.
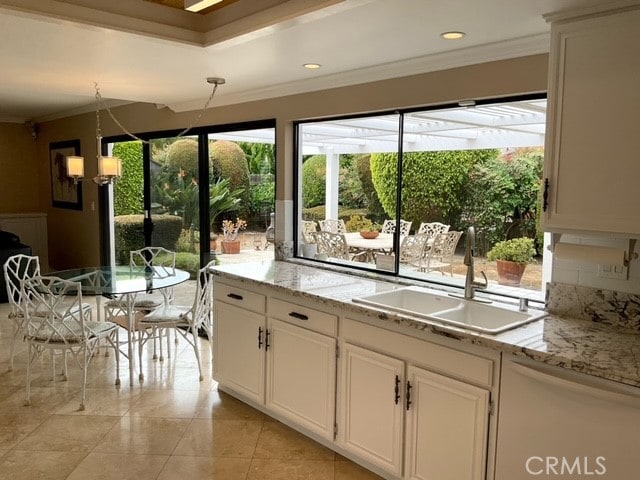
303, 63, 322, 70
441, 31, 466, 40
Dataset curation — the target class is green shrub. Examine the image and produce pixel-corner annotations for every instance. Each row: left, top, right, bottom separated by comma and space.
487, 237, 536, 264
174, 252, 201, 278
166, 139, 199, 179
370, 149, 499, 230
355, 154, 385, 220
209, 140, 250, 215
113, 142, 144, 216
113, 214, 182, 264
301, 155, 326, 207
345, 215, 378, 232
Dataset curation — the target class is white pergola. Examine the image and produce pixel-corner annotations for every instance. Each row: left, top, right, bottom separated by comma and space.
209, 98, 547, 224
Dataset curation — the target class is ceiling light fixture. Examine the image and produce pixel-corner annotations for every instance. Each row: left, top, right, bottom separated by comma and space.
303, 63, 322, 69
67, 77, 225, 186
184, 0, 223, 13
441, 31, 466, 40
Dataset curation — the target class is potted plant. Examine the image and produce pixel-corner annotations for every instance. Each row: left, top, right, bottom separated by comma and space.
210, 178, 244, 249
487, 237, 536, 286
346, 215, 380, 239
221, 217, 247, 254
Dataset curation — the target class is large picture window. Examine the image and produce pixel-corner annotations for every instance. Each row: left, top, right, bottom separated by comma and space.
295, 95, 548, 299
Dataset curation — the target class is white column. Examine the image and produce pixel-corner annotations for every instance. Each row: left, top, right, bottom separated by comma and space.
325, 151, 339, 220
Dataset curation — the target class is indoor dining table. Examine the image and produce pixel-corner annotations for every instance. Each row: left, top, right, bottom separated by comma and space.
50, 265, 190, 386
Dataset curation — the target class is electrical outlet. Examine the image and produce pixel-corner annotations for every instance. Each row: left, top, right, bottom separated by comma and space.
597, 264, 628, 280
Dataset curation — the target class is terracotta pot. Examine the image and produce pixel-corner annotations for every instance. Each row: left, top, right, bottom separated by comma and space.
221, 239, 241, 254
210, 239, 217, 252
360, 231, 380, 239
496, 260, 527, 286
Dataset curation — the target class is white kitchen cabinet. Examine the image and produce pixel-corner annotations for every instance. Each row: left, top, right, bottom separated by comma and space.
266, 317, 336, 440
404, 365, 489, 480
213, 300, 266, 404
542, 7, 640, 236
214, 281, 338, 441
339, 318, 496, 480
340, 343, 404, 477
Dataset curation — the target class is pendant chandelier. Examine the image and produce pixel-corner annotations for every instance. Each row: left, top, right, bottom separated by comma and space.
66, 77, 225, 185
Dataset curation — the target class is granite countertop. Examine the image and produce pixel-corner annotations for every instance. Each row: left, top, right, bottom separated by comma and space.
211, 260, 640, 389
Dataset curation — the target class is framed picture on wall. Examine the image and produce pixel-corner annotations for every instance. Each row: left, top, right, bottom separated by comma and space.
49, 139, 83, 210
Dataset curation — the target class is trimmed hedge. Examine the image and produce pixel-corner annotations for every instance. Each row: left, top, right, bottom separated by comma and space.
114, 214, 182, 264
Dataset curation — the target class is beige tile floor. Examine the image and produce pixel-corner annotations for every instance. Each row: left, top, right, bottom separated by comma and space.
0, 293, 383, 480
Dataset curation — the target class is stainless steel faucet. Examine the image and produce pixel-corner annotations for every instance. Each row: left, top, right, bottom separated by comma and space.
464, 226, 488, 300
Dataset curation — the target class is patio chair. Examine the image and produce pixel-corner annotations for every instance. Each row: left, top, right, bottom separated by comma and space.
314, 231, 350, 260
137, 260, 216, 382
381, 219, 412, 235
417, 222, 450, 238
104, 246, 177, 362
399, 233, 432, 267
22, 275, 120, 411
319, 219, 347, 234
419, 231, 462, 276
301, 220, 318, 244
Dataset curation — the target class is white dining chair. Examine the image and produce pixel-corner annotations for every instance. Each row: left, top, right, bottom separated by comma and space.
3, 254, 93, 373
104, 246, 177, 362
418, 222, 450, 238
137, 260, 216, 382
301, 220, 318, 244
419, 231, 462, 276
314, 231, 350, 260
399, 233, 432, 267
22, 275, 120, 411
319, 219, 347, 234
381, 219, 412, 235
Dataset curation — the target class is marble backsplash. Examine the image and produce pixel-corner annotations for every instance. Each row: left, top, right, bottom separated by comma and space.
547, 281, 640, 330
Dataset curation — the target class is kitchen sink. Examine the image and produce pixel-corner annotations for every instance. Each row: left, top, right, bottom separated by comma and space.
353, 286, 546, 334
352, 286, 461, 315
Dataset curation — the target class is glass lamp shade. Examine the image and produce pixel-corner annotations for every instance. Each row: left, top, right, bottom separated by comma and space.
98, 156, 121, 177
66, 156, 84, 178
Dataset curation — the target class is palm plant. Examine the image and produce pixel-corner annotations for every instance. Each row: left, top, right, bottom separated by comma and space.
210, 178, 244, 232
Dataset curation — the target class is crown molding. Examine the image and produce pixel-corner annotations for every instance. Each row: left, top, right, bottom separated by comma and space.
543, 0, 640, 23
168, 33, 550, 112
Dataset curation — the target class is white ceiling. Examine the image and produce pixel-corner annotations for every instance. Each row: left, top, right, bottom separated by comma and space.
0, 0, 607, 124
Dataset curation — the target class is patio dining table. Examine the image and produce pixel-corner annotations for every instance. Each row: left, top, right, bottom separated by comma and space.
344, 232, 398, 262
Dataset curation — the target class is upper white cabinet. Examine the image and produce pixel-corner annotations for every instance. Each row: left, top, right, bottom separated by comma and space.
542, 7, 640, 236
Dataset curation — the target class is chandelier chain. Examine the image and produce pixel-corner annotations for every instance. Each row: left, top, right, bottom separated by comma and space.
93, 81, 222, 144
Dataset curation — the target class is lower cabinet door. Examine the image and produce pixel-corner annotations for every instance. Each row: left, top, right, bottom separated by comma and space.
339, 343, 404, 477
214, 301, 266, 404
265, 318, 336, 439
405, 365, 490, 480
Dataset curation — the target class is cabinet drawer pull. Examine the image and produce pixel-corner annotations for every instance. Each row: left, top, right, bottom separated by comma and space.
406, 381, 412, 411
227, 293, 243, 300
265, 329, 271, 351
258, 326, 263, 349
288, 311, 309, 321
394, 375, 401, 405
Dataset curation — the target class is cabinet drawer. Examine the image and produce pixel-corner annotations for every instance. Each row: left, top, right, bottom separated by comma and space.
268, 297, 337, 337
343, 318, 493, 388
214, 282, 266, 314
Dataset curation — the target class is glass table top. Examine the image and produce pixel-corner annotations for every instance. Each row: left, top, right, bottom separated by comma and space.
49, 265, 190, 296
